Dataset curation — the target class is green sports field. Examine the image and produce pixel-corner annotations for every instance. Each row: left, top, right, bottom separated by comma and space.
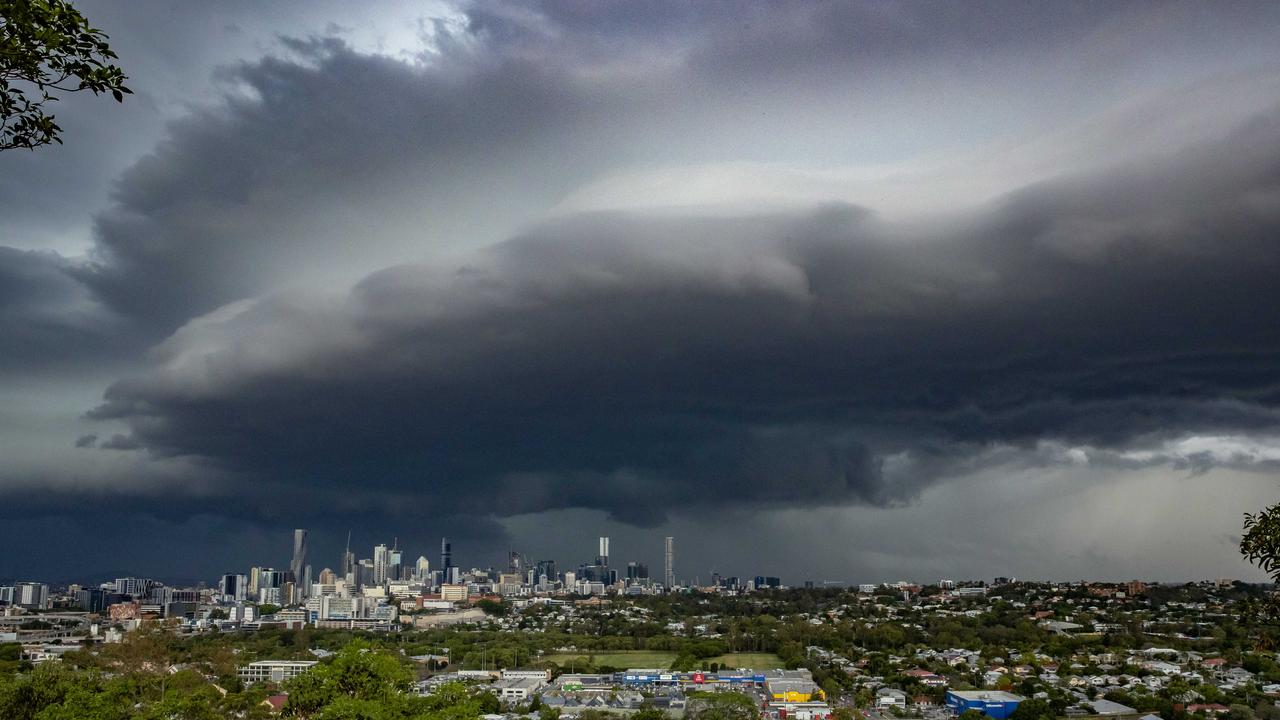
541, 650, 678, 667
709, 652, 785, 668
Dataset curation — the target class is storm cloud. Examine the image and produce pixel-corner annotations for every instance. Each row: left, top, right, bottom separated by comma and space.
4, 0, 1280, 581
88, 104, 1280, 526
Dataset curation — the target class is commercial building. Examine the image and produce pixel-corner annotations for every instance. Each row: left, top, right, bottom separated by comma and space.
239, 659, 319, 685
945, 690, 1024, 719
493, 676, 546, 702
664, 536, 675, 588
440, 584, 468, 602
15, 582, 49, 610
220, 574, 248, 602
766, 669, 825, 702
291, 529, 309, 599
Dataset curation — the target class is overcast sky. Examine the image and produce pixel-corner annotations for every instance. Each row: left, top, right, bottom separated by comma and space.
4, 0, 1280, 585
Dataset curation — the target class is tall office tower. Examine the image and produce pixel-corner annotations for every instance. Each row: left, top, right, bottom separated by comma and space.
626, 562, 649, 582
341, 550, 356, 584
415, 556, 430, 581
290, 529, 308, 599
664, 536, 675, 588
440, 537, 452, 575
341, 531, 355, 584
388, 549, 403, 582
16, 582, 49, 610
258, 568, 285, 591
373, 544, 389, 585
318, 567, 336, 585
597, 537, 610, 567
535, 560, 557, 586
115, 577, 151, 597
220, 573, 248, 601
248, 567, 261, 598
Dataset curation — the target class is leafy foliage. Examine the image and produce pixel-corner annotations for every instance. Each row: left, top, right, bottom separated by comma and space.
1243, 504, 1280, 583
685, 691, 759, 720
0, 0, 131, 150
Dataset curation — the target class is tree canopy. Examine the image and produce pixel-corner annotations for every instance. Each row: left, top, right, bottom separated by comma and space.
0, 0, 130, 151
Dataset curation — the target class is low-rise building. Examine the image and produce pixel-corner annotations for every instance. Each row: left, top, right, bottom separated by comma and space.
945, 690, 1024, 719
239, 660, 319, 685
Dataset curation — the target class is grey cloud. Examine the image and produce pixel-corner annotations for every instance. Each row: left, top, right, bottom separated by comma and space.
8, 0, 1280, 579
74, 434, 98, 448
99, 433, 143, 450
86, 103, 1280, 527
0, 247, 131, 371
72, 34, 622, 334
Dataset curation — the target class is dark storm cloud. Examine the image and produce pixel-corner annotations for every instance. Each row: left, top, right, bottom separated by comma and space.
86, 103, 1280, 526
0, 247, 129, 370
6, 0, 1280, 579
71, 34, 618, 333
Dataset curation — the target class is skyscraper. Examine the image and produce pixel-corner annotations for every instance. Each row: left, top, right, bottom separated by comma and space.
441, 537, 452, 576
373, 543, 389, 585
597, 536, 610, 567
290, 529, 308, 599
664, 536, 675, 588
388, 549, 403, 582
415, 555, 430, 581
220, 573, 248, 601
626, 562, 649, 582
341, 533, 356, 586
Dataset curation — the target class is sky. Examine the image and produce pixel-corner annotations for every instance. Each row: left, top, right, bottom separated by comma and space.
4, 0, 1280, 586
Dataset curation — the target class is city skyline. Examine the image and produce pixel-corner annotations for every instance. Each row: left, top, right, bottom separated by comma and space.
0, 525, 1257, 590
3, 1, 1280, 583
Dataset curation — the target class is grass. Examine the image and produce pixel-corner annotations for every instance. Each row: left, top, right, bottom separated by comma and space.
538, 650, 786, 670
709, 653, 785, 668
541, 650, 679, 667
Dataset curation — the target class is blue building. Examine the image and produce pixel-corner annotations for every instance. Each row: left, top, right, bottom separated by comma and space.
945, 690, 1024, 719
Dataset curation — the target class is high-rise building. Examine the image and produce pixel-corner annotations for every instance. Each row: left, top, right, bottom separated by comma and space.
373, 544, 389, 585
388, 549, 403, 582
626, 562, 649, 582
290, 529, 308, 599
440, 537, 452, 575
664, 536, 675, 588
597, 537, 610, 567
77, 587, 116, 613
115, 577, 152, 597
16, 582, 49, 610
318, 567, 336, 585
341, 531, 356, 585
415, 556, 430, 581
535, 560, 557, 586
258, 568, 285, 591
220, 573, 248, 602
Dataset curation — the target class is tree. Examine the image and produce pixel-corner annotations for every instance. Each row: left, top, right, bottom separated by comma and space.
284, 642, 414, 717
1, 0, 131, 150
1009, 699, 1055, 720
686, 692, 759, 720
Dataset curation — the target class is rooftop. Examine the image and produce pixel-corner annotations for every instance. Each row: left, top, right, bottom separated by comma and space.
948, 691, 1025, 702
